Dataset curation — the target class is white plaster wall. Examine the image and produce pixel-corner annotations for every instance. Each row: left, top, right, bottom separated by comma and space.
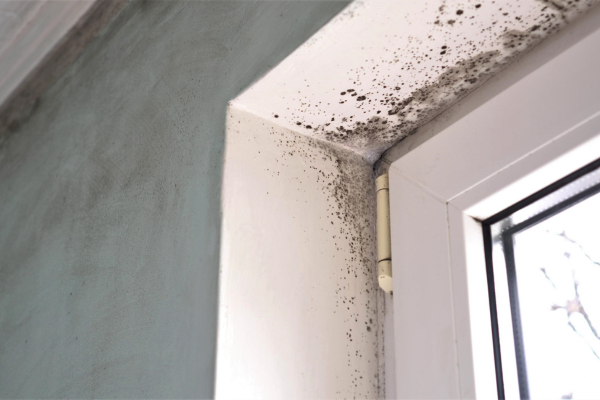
377, 286, 396, 399
216, 105, 381, 399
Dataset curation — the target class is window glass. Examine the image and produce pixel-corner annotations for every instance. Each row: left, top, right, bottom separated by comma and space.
513, 193, 600, 399
486, 161, 600, 399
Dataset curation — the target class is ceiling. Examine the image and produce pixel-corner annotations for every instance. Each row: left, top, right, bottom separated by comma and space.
234, 0, 599, 163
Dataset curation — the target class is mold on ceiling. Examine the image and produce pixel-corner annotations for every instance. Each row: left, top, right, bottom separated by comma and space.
234, 0, 599, 163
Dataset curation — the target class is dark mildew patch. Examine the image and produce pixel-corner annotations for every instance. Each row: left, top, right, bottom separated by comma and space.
304, 0, 598, 161
244, 111, 378, 396
236, 0, 598, 163
227, 4, 599, 391
223, 106, 382, 397
320, 50, 504, 158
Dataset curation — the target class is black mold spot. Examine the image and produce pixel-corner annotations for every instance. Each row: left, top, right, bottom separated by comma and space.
268, 125, 379, 395
287, 0, 593, 164
539, 0, 567, 12
313, 50, 506, 160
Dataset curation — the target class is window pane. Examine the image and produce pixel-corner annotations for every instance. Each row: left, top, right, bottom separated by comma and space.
512, 192, 600, 399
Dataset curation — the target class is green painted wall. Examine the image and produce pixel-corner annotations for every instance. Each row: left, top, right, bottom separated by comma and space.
0, 1, 348, 397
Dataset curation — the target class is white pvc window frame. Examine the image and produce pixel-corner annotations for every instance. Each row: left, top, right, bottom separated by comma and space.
388, 10, 600, 399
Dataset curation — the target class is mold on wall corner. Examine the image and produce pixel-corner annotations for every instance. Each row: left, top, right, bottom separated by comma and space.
218, 105, 380, 398
221, 1, 600, 397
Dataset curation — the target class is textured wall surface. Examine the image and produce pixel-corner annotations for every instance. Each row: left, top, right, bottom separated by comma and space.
0, 1, 348, 397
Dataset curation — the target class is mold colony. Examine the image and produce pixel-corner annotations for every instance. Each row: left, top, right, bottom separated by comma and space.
237, 0, 598, 162
221, 1, 599, 397
314, 0, 598, 161
271, 132, 379, 396
269, 124, 380, 396
219, 109, 381, 398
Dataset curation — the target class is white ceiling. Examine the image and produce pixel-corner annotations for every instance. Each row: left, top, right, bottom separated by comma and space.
235, 0, 599, 162
0, 0, 94, 109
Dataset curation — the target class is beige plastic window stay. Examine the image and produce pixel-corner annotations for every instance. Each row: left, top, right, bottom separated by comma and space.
376, 173, 393, 293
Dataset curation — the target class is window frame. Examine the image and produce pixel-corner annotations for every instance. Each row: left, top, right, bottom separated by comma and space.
387, 10, 600, 399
